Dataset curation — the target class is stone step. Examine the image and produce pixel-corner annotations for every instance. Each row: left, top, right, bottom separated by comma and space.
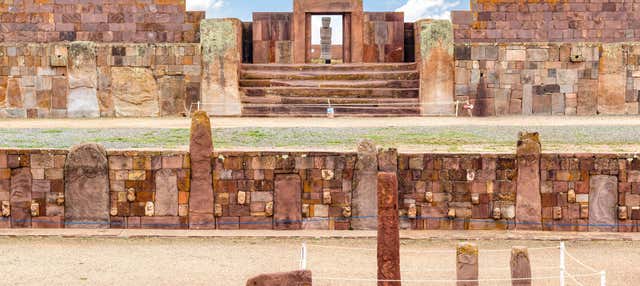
240, 70, 419, 81
241, 87, 419, 98
241, 105, 421, 117
242, 96, 420, 105
241, 62, 418, 72
239, 79, 420, 88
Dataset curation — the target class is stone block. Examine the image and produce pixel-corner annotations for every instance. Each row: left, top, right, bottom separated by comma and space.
589, 175, 618, 232
516, 132, 542, 230
274, 174, 302, 230
111, 67, 159, 117
65, 144, 110, 228
352, 140, 378, 230
457, 242, 479, 286
597, 44, 626, 115
511, 247, 531, 286
377, 172, 400, 286
200, 19, 242, 115
68, 42, 99, 118
189, 111, 214, 227
245, 270, 312, 286
417, 20, 454, 116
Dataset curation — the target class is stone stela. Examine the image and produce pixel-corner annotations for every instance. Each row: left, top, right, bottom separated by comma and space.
320, 17, 332, 64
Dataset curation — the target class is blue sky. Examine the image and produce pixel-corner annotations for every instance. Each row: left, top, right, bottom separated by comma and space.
186, 0, 470, 22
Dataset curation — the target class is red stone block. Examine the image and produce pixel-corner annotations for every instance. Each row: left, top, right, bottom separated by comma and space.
239, 216, 272, 230
127, 217, 141, 229
140, 216, 187, 229
216, 217, 239, 230
31, 216, 63, 228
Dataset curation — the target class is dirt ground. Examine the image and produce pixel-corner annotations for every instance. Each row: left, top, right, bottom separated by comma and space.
0, 236, 635, 286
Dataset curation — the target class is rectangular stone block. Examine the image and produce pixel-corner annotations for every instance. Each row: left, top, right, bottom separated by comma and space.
274, 174, 302, 230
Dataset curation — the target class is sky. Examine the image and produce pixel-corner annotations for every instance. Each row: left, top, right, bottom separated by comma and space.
186, 0, 470, 22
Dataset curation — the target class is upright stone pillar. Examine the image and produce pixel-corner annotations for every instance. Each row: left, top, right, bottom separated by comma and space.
189, 111, 215, 229
416, 20, 454, 115
200, 19, 242, 115
597, 44, 626, 115
351, 139, 378, 230
510, 247, 532, 286
589, 175, 618, 232
456, 242, 479, 286
67, 42, 100, 118
320, 17, 332, 64
64, 143, 110, 228
10, 168, 32, 228
377, 172, 401, 286
515, 132, 542, 230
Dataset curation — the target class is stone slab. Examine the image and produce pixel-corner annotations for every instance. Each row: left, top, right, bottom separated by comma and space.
274, 174, 302, 230
457, 242, 479, 286
189, 111, 214, 228
589, 175, 618, 232
155, 169, 178, 216
510, 247, 532, 286
516, 133, 542, 230
351, 139, 378, 230
64, 143, 110, 228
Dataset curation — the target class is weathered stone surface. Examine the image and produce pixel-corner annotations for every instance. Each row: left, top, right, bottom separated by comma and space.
418, 19, 454, 115
111, 67, 159, 117
589, 175, 618, 232
516, 132, 542, 230
352, 139, 378, 230
64, 143, 110, 228
158, 76, 186, 116
274, 174, 302, 230
457, 242, 479, 286
377, 172, 400, 286
67, 42, 100, 118
200, 19, 242, 115
10, 168, 32, 228
189, 111, 215, 229
245, 270, 312, 286
510, 247, 531, 286
6, 78, 22, 108
597, 44, 626, 115
155, 169, 178, 216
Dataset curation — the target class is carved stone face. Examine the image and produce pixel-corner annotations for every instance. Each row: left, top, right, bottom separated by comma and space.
407, 204, 417, 219
322, 191, 332, 205
2, 201, 10, 217
342, 206, 352, 217
425, 192, 433, 203
30, 201, 40, 217
145, 202, 154, 217
265, 202, 274, 217
237, 191, 246, 205
126, 188, 136, 202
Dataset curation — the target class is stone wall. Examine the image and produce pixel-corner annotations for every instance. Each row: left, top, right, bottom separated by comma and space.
452, 0, 640, 43
0, 42, 201, 118
0, 0, 204, 43
453, 43, 640, 116
2, 144, 640, 231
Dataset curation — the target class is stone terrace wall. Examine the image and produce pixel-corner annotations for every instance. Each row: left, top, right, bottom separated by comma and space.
453, 43, 640, 116
452, 0, 640, 43
0, 42, 201, 118
2, 147, 640, 232
0, 0, 204, 43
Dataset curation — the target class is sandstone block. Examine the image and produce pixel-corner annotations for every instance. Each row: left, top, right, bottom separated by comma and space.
245, 270, 312, 286
377, 172, 400, 286
274, 174, 302, 230
352, 139, 378, 230
589, 175, 618, 232
189, 111, 214, 227
457, 242, 479, 286
64, 143, 110, 228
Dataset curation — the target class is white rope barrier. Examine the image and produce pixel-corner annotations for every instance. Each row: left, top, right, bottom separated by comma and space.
565, 249, 600, 273
567, 271, 587, 286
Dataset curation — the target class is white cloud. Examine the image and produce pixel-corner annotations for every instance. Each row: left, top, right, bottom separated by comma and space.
396, 0, 460, 21
187, 0, 225, 12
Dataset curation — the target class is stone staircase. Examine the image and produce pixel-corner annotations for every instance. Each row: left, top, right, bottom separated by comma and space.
239, 63, 421, 117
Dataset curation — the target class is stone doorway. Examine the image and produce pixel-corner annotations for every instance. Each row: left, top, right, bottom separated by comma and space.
307, 14, 346, 63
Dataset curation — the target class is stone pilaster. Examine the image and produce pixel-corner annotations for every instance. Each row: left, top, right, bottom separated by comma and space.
377, 172, 400, 286
456, 242, 479, 286
416, 19, 454, 116
200, 18, 242, 116
351, 139, 378, 230
68, 42, 100, 118
515, 132, 542, 230
510, 247, 532, 286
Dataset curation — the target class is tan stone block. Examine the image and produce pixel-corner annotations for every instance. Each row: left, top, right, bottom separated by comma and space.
45, 168, 63, 180
30, 168, 45, 180
128, 170, 146, 181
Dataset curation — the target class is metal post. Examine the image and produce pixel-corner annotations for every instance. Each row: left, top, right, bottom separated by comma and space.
197, 101, 201, 111
300, 243, 307, 270
600, 271, 606, 286
560, 241, 566, 286
455, 100, 459, 117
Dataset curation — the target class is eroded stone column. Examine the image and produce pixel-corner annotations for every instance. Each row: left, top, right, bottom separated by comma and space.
245, 270, 312, 286
189, 111, 215, 229
10, 168, 32, 228
416, 20, 454, 115
351, 139, 378, 230
64, 143, 110, 228
589, 175, 618, 232
597, 44, 626, 115
377, 172, 400, 286
510, 246, 532, 286
515, 132, 542, 230
68, 42, 100, 118
456, 242, 479, 286
200, 19, 242, 115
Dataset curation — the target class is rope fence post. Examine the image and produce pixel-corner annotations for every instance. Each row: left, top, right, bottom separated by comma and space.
600, 271, 606, 286
560, 241, 565, 286
300, 243, 307, 270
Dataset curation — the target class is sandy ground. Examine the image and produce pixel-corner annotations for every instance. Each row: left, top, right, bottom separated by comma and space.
1, 116, 639, 129
0, 235, 635, 286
